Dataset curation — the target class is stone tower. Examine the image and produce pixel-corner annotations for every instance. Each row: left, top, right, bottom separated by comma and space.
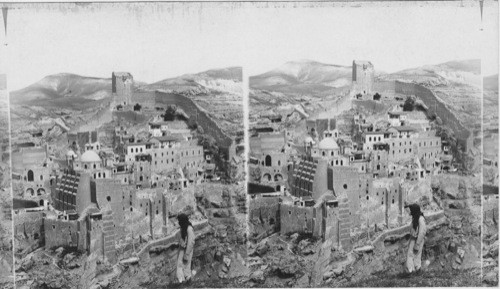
112, 72, 133, 106
352, 60, 374, 95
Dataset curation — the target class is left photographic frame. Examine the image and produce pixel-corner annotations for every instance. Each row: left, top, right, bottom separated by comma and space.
5, 3, 247, 288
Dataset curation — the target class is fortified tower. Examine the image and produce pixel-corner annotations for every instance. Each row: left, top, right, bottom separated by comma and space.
351, 60, 374, 95
112, 72, 133, 106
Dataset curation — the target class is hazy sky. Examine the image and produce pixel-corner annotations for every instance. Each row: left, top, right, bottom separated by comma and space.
2, 1, 495, 90
482, 1, 499, 77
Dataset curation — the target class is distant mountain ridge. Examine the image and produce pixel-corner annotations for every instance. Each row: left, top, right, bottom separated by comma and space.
250, 60, 352, 89
10, 73, 112, 105
10, 67, 242, 106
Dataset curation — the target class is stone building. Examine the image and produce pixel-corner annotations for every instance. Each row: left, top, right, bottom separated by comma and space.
249, 131, 290, 191
52, 171, 93, 214
112, 72, 133, 106
12, 146, 52, 205
68, 131, 98, 154
306, 117, 336, 141
351, 60, 374, 95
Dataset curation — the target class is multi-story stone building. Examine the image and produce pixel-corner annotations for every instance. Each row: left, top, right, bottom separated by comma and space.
351, 60, 374, 95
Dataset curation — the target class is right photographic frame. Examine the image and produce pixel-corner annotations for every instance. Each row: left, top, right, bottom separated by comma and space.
246, 1, 493, 287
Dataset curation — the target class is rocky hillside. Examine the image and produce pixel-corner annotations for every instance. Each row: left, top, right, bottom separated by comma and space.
143, 67, 242, 96
244, 175, 482, 288
483, 74, 499, 186
141, 67, 243, 137
379, 59, 481, 88
381, 59, 482, 145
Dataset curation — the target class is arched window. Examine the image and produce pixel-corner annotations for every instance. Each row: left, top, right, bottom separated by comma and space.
265, 155, 272, 167
40, 175, 43, 181
27, 170, 34, 182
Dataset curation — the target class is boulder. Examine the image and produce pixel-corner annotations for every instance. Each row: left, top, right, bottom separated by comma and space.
487, 241, 499, 258
484, 270, 498, 285
223, 256, 232, 268
18, 256, 33, 272
298, 239, 310, 250
332, 267, 344, 277
301, 247, 315, 255
440, 178, 459, 199
457, 248, 465, 259
55, 247, 64, 257
275, 256, 302, 278
63, 253, 76, 265
119, 257, 139, 266
250, 270, 265, 283
254, 240, 269, 257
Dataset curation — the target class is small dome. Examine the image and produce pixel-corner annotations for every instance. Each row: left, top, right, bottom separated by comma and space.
318, 138, 339, 150
66, 150, 76, 157
304, 136, 314, 144
81, 150, 101, 163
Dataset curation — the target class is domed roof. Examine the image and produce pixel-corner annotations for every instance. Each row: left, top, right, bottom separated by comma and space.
66, 149, 76, 157
318, 138, 339, 150
81, 150, 101, 163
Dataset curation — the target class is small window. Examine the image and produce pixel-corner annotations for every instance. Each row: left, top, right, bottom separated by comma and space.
343, 184, 347, 189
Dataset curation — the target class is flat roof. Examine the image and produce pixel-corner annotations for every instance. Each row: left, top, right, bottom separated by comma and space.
153, 136, 180, 142
364, 131, 387, 135
393, 126, 417, 132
